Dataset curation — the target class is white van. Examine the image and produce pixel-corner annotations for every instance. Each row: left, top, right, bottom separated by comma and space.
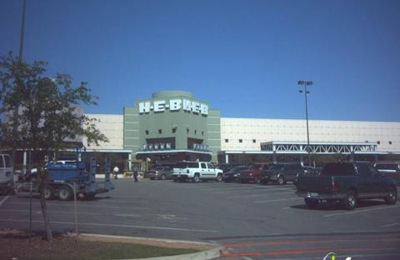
0, 154, 14, 185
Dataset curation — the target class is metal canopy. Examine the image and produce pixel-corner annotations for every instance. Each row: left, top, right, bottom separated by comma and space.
260, 141, 377, 154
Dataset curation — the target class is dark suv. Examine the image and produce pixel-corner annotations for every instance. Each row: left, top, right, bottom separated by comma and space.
374, 162, 400, 186
261, 163, 304, 185
237, 163, 270, 184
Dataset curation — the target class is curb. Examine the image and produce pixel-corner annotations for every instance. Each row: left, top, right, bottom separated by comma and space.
76, 233, 224, 260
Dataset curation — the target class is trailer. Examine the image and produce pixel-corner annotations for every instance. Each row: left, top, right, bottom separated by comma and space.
16, 147, 114, 200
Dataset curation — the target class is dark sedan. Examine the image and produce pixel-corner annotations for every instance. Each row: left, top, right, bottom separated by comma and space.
222, 166, 250, 182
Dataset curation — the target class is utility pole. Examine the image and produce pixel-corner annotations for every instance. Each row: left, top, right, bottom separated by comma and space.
298, 80, 313, 166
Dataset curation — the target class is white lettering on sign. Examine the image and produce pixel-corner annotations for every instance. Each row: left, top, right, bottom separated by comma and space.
183, 99, 191, 111
200, 103, 208, 114
153, 100, 165, 112
139, 99, 209, 115
139, 102, 151, 113
170, 99, 182, 111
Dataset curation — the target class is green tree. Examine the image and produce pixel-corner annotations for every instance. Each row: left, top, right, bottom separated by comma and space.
0, 52, 109, 242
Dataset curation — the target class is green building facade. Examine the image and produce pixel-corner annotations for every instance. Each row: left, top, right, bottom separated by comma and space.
123, 91, 221, 164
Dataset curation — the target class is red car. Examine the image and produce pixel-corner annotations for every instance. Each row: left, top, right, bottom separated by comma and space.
237, 163, 271, 184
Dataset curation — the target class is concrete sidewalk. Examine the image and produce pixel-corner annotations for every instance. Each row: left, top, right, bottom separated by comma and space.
77, 233, 224, 260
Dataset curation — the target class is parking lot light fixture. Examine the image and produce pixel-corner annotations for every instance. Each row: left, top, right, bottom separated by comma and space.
298, 80, 313, 165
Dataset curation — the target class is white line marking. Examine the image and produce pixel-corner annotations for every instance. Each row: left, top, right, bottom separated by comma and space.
0, 209, 102, 215
254, 197, 303, 203
228, 190, 294, 199
324, 204, 400, 217
5, 201, 149, 210
206, 186, 292, 192
380, 222, 400, 228
0, 218, 220, 233
0, 196, 9, 207
114, 214, 142, 218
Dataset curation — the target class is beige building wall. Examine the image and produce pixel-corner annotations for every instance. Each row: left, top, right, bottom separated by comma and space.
220, 118, 400, 152
82, 114, 123, 150
84, 114, 400, 153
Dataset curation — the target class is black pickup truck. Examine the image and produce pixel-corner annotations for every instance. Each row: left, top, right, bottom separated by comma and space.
295, 162, 398, 210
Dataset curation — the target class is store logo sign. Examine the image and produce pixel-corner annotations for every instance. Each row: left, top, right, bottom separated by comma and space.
139, 99, 209, 115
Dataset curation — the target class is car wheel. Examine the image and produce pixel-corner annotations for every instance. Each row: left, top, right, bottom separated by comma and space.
305, 198, 318, 209
193, 173, 200, 183
384, 186, 397, 205
58, 185, 73, 201
43, 185, 55, 200
216, 173, 222, 182
342, 190, 357, 210
277, 176, 285, 185
160, 174, 166, 180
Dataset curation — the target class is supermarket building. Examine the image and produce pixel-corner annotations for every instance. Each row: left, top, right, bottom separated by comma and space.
83, 90, 400, 168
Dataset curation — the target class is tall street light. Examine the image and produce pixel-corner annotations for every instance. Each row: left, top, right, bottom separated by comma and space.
298, 80, 313, 165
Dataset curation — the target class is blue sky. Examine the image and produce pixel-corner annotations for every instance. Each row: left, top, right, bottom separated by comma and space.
1, 0, 399, 122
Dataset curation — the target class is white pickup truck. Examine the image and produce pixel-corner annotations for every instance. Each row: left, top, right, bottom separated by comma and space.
172, 161, 223, 183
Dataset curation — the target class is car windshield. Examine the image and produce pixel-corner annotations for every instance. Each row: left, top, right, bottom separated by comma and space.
250, 165, 261, 170
269, 164, 284, 170
228, 166, 248, 173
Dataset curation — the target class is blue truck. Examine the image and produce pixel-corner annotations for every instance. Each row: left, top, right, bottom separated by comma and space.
16, 147, 114, 200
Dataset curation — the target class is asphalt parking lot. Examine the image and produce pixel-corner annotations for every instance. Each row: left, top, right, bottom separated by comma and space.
1, 178, 400, 259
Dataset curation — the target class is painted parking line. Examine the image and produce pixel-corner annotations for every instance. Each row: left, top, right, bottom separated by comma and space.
228, 190, 295, 199
221, 237, 400, 258
4, 201, 124, 209
254, 197, 303, 204
381, 222, 400, 228
0, 196, 9, 207
221, 247, 400, 258
6, 200, 152, 210
222, 237, 400, 248
0, 209, 103, 215
113, 214, 143, 218
324, 204, 400, 218
211, 187, 294, 194
0, 218, 220, 233
203, 186, 268, 191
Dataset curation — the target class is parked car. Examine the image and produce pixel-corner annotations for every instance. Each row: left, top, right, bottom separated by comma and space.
237, 163, 271, 184
217, 163, 239, 173
171, 161, 223, 182
148, 166, 173, 180
261, 163, 304, 185
222, 165, 250, 182
374, 162, 400, 186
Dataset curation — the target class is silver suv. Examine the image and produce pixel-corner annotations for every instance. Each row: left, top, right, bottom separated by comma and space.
148, 166, 173, 180
172, 161, 223, 183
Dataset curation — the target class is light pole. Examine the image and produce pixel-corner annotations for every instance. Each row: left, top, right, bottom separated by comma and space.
298, 80, 313, 165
